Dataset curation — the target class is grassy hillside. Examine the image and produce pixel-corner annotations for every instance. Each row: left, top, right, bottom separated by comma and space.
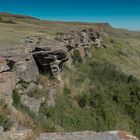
0, 13, 140, 138
38, 59, 140, 137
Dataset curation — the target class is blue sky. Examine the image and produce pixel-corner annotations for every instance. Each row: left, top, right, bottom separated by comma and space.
0, 0, 140, 30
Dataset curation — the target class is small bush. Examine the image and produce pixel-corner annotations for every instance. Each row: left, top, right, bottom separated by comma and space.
110, 39, 115, 44
0, 115, 13, 131
39, 96, 96, 131
12, 90, 21, 106
71, 50, 83, 64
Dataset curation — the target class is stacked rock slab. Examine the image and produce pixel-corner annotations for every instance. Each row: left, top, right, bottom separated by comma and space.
0, 48, 39, 106
56, 29, 105, 60
0, 35, 69, 107
33, 46, 69, 82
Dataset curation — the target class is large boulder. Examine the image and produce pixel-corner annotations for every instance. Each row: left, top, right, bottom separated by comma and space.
0, 72, 16, 105
13, 56, 39, 83
0, 72, 16, 96
0, 48, 39, 83
37, 131, 138, 140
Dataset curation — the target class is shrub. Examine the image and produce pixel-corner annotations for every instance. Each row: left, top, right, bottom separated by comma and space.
12, 90, 21, 106
62, 60, 140, 137
0, 115, 13, 131
71, 50, 83, 64
110, 39, 115, 44
39, 96, 96, 131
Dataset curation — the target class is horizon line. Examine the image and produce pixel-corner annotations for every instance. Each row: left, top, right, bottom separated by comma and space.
0, 11, 140, 32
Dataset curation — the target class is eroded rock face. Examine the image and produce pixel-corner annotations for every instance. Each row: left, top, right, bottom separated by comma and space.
0, 49, 39, 83
0, 35, 69, 108
0, 29, 105, 104
33, 46, 69, 82
37, 131, 138, 140
56, 29, 106, 61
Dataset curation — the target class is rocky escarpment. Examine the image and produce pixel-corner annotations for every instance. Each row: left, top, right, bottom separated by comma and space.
0, 36, 69, 106
0, 30, 139, 140
0, 29, 106, 108
33, 46, 69, 81
56, 28, 107, 60
0, 35, 70, 139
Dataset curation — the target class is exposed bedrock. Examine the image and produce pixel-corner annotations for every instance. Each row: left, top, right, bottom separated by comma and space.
33, 46, 69, 81
56, 29, 107, 60
0, 35, 69, 108
0, 29, 106, 108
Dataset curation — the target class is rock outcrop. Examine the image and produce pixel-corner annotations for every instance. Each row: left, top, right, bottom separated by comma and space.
0, 35, 69, 110
33, 46, 69, 82
0, 29, 106, 105
56, 29, 106, 61
0, 129, 33, 140
37, 131, 138, 140
0, 48, 39, 106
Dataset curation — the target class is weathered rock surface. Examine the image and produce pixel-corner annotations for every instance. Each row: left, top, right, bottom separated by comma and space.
0, 35, 69, 106
0, 129, 33, 140
33, 46, 69, 81
0, 56, 9, 73
0, 49, 39, 83
56, 29, 106, 61
0, 72, 16, 105
24, 82, 38, 95
21, 95, 42, 114
0, 29, 105, 104
37, 131, 138, 140
23, 35, 42, 52
0, 126, 4, 132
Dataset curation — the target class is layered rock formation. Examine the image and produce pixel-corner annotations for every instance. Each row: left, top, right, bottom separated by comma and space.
56, 29, 106, 60
0, 35, 69, 106
0, 29, 105, 108
33, 46, 69, 81
0, 35, 70, 139
0, 30, 138, 140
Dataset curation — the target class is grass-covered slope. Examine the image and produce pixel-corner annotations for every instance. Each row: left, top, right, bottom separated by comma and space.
0, 13, 140, 138
38, 56, 140, 137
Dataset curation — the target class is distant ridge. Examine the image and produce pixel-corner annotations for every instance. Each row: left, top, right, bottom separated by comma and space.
0, 12, 39, 20
0, 12, 112, 27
